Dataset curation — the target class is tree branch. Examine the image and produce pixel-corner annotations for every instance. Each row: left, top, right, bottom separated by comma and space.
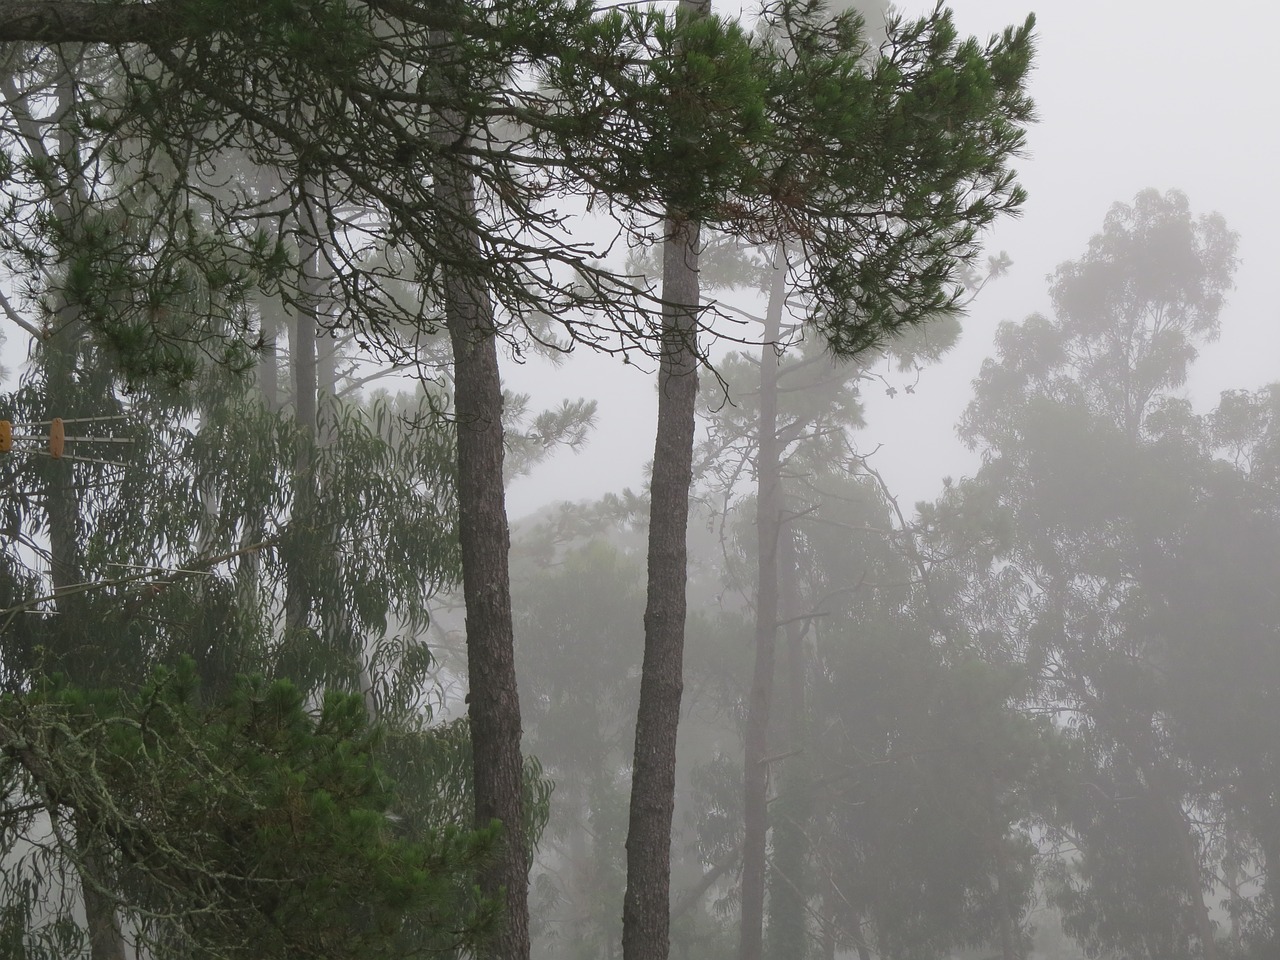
0, 0, 190, 44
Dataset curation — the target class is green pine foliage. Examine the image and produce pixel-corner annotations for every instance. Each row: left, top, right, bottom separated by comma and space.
0, 660, 499, 960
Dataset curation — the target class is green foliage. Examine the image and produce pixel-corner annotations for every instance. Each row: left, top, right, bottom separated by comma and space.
0, 2, 1039, 957
0, 661, 499, 960
553, 0, 1034, 359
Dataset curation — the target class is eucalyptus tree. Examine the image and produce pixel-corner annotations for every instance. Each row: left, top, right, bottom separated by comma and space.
956, 189, 1239, 960
722, 455, 1051, 960
1142, 385, 1280, 955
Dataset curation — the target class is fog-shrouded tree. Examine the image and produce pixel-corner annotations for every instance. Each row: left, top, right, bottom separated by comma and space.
752, 459, 1054, 960
1, 6, 1033, 960
0, 7, 680, 956
684, 211, 1012, 960
955, 189, 1239, 960
1141, 386, 1280, 956
0, 31, 565, 960
621, 5, 1035, 958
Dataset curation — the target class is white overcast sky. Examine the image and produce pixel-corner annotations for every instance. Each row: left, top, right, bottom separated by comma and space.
507, 0, 1280, 516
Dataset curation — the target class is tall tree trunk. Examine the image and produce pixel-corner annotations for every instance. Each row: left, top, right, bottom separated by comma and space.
283, 191, 321, 650
740, 249, 787, 960
621, 207, 701, 960
284, 197, 372, 707
317, 330, 338, 400
45, 62, 85, 632
255, 168, 284, 412
435, 112, 529, 960
767, 510, 812, 960
42, 57, 128, 960
991, 836, 1020, 960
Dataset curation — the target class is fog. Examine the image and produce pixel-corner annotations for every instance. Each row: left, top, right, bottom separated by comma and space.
0, 2, 1277, 960
508, 0, 1280, 514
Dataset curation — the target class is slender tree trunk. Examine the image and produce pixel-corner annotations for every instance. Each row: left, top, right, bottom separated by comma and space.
622, 209, 701, 960
740, 249, 787, 960
72, 811, 128, 960
291, 304, 317, 437
286, 196, 373, 707
45, 63, 85, 631
779, 528, 805, 752
317, 331, 337, 400
47, 294, 126, 960
767, 509, 812, 960
991, 836, 1020, 960
44, 321, 83, 622
283, 192, 321, 649
40, 58, 129, 960
255, 169, 284, 412
435, 109, 529, 960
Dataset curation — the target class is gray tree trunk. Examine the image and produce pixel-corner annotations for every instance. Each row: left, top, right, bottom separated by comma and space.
283, 191, 322, 648
739, 250, 788, 960
622, 210, 701, 960
767, 499, 812, 960
43, 57, 128, 960
434, 105, 529, 960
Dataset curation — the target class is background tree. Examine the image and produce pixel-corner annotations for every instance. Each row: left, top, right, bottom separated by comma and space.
955, 189, 1239, 960
623, 7, 1035, 959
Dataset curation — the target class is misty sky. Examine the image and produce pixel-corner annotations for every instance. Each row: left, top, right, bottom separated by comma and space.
507, 0, 1280, 516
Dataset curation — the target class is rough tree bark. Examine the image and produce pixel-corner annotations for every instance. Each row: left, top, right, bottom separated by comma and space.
621, 0, 712, 951
622, 208, 701, 960
435, 108, 529, 960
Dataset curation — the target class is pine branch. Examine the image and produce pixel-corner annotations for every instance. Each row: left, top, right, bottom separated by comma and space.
0, 0, 190, 44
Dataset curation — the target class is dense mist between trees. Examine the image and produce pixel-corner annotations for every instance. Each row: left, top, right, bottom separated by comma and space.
0, 2, 1275, 960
